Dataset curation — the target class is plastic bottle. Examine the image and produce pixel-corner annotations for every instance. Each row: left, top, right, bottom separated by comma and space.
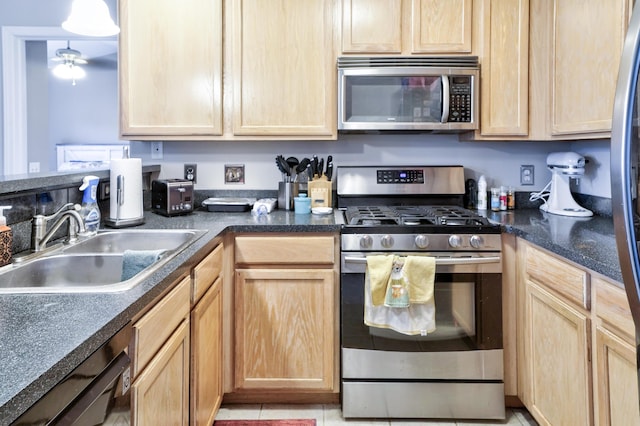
0, 205, 12, 267
490, 188, 500, 211
477, 175, 487, 210
499, 186, 508, 211
79, 175, 101, 235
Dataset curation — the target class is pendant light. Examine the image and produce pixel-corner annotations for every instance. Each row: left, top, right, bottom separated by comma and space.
62, 0, 120, 37
51, 41, 87, 86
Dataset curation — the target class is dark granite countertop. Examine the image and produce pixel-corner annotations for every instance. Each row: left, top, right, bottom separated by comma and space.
0, 205, 624, 424
0, 208, 342, 426
486, 208, 622, 284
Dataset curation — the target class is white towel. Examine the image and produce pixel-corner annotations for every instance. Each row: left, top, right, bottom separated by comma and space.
364, 255, 436, 336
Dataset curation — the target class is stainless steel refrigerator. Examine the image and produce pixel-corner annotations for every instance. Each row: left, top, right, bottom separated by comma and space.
611, 0, 640, 406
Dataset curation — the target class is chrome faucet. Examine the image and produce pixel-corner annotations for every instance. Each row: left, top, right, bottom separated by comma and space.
31, 203, 87, 252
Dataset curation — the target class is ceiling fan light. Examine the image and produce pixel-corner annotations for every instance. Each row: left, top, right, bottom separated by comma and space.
53, 63, 86, 80
62, 0, 120, 37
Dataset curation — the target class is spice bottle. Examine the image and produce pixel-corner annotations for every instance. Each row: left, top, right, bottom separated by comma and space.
499, 186, 507, 211
507, 187, 515, 210
490, 188, 500, 212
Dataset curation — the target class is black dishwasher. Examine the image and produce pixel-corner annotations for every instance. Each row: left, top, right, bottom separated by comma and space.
13, 323, 132, 426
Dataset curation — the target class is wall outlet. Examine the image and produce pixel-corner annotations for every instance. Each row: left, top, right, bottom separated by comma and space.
184, 164, 197, 183
151, 141, 163, 159
28, 162, 40, 173
520, 165, 535, 185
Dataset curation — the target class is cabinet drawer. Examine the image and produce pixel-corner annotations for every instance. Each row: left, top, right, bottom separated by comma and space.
526, 245, 589, 310
192, 244, 223, 305
235, 235, 334, 265
594, 276, 635, 341
133, 276, 190, 376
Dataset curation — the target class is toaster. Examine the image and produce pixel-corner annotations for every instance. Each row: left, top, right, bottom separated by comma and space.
151, 179, 194, 216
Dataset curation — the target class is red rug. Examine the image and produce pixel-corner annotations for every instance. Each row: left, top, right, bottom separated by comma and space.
213, 420, 316, 426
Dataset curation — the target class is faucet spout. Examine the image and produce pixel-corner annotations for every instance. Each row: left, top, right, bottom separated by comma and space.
31, 203, 87, 252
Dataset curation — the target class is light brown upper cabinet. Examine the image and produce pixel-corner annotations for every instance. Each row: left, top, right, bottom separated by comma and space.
229, 0, 337, 138
120, 0, 337, 140
471, 0, 529, 139
469, 0, 630, 141
341, 0, 473, 54
528, 0, 630, 139
119, 0, 223, 139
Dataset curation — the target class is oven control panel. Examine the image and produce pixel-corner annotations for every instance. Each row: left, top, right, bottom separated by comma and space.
377, 169, 424, 184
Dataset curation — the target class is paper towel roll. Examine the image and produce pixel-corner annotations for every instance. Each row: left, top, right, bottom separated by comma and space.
108, 158, 144, 225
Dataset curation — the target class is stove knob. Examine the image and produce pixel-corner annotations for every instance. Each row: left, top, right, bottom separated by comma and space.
414, 234, 429, 249
360, 235, 373, 249
448, 235, 463, 248
470, 235, 484, 249
380, 235, 394, 248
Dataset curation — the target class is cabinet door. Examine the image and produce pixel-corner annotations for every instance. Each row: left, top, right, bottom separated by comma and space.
411, 0, 472, 53
476, 0, 529, 137
549, 0, 629, 135
132, 320, 190, 426
529, 0, 629, 137
342, 0, 402, 53
119, 0, 223, 138
525, 281, 592, 426
191, 277, 223, 426
594, 326, 640, 426
234, 268, 335, 391
230, 0, 336, 137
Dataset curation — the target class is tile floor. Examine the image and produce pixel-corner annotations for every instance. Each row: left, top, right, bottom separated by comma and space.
214, 404, 539, 425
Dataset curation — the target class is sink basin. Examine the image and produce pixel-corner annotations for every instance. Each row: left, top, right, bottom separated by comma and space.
0, 254, 129, 292
63, 229, 204, 254
0, 229, 206, 293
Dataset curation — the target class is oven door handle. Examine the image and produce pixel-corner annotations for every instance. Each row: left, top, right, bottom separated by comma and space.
343, 255, 501, 266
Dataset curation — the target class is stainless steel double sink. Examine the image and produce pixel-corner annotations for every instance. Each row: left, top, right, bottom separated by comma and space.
0, 229, 206, 293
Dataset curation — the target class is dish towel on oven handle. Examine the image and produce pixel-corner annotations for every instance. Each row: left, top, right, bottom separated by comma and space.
365, 254, 436, 335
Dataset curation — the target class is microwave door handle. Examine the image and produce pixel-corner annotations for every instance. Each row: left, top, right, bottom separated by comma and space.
441, 75, 450, 123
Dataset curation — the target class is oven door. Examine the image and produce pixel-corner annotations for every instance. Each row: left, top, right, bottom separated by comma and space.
340, 252, 502, 353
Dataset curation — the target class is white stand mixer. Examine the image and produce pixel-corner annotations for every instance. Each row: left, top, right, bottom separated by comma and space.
539, 152, 593, 217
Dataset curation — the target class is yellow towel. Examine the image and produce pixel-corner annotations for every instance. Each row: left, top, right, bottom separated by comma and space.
366, 255, 395, 306
403, 256, 436, 304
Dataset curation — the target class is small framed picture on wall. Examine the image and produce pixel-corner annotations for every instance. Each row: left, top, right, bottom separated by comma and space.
224, 164, 245, 184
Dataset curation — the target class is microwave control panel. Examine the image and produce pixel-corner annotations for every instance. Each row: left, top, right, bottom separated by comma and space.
448, 76, 472, 122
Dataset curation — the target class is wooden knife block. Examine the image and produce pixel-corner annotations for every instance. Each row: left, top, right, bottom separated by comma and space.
308, 178, 332, 208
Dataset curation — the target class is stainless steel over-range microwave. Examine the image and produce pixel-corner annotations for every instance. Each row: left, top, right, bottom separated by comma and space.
337, 56, 479, 132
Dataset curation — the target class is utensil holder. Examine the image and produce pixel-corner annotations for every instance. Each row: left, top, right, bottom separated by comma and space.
278, 181, 299, 210
308, 178, 332, 208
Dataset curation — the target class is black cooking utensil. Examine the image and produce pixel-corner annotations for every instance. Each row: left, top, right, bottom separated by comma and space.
275, 155, 290, 179
318, 158, 324, 178
286, 156, 299, 170
296, 158, 310, 174
312, 155, 318, 177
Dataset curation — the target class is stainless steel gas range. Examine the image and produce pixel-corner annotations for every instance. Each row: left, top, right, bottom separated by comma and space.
337, 165, 505, 420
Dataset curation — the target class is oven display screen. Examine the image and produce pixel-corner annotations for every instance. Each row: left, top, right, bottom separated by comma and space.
377, 169, 424, 184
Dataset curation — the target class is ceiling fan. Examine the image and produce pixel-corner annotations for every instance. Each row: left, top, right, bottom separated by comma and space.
51, 41, 88, 85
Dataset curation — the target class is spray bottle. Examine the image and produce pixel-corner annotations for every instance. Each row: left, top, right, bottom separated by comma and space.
79, 175, 101, 235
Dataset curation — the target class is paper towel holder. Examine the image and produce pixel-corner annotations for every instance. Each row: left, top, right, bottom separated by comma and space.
104, 147, 145, 228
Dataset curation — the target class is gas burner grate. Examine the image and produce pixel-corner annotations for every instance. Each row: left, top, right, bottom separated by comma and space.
344, 205, 491, 227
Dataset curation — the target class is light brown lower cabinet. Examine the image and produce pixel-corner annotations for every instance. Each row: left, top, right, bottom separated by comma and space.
592, 276, 640, 426
232, 234, 339, 397
131, 276, 191, 426
131, 242, 224, 425
517, 239, 640, 426
190, 275, 223, 425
